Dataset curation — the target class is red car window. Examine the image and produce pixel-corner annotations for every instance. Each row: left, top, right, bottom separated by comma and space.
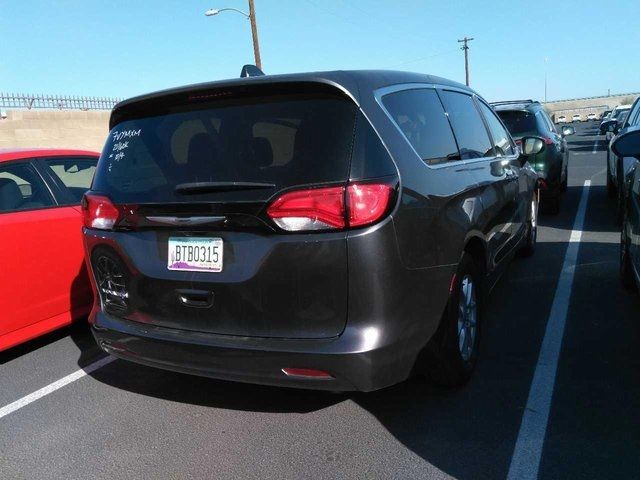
0, 163, 55, 213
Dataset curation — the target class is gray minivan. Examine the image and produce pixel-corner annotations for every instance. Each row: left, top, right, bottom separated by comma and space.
83, 70, 540, 391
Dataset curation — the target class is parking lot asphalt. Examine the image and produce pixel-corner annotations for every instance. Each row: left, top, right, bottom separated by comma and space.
1, 121, 639, 480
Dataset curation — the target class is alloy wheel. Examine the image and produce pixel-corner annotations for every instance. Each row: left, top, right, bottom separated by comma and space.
531, 194, 539, 241
94, 254, 129, 313
457, 275, 477, 362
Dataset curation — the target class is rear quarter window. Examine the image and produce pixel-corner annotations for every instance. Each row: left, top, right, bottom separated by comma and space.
349, 112, 397, 179
382, 88, 460, 165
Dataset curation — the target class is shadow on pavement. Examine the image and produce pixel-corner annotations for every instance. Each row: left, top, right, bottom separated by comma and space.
63, 177, 638, 478
0, 325, 77, 365
567, 139, 607, 152
87, 359, 345, 414
570, 145, 608, 152
538, 185, 620, 234
577, 132, 601, 137
539, 205, 640, 477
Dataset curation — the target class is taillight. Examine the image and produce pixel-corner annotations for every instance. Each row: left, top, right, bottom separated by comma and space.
82, 194, 120, 230
266, 183, 394, 232
267, 186, 345, 231
82, 193, 139, 230
347, 184, 393, 227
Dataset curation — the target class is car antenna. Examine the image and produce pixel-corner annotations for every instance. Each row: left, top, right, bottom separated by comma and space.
240, 64, 265, 78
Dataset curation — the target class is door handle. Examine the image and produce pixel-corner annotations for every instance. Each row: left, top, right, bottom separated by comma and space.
176, 289, 214, 308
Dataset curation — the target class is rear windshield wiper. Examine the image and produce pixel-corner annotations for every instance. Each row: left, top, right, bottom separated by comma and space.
175, 181, 276, 194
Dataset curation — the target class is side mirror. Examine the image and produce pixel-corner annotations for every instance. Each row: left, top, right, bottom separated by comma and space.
611, 126, 640, 159
600, 119, 617, 134
520, 136, 546, 156
561, 126, 575, 137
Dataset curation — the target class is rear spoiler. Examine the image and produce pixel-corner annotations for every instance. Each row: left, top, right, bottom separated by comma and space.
109, 80, 358, 129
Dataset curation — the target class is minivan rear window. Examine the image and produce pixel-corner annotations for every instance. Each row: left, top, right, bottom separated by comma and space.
92, 95, 358, 203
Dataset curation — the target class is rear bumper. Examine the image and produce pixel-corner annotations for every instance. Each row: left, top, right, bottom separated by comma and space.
91, 310, 424, 392
536, 164, 563, 197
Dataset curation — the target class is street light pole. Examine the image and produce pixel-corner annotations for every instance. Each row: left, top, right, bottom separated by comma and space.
544, 57, 548, 102
205, 1, 263, 70
247, 0, 262, 70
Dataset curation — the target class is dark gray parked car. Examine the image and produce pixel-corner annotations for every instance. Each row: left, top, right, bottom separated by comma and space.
83, 70, 540, 391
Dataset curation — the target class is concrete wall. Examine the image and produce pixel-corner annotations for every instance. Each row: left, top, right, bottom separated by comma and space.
0, 109, 110, 152
543, 93, 639, 121
1, 94, 638, 146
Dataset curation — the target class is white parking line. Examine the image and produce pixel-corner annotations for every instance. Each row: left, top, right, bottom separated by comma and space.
507, 180, 591, 480
0, 356, 115, 420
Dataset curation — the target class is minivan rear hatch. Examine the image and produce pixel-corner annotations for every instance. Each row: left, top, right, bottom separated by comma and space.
89, 82, 365, 339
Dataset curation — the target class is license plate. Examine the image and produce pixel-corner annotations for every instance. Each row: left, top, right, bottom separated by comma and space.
168, 237, 223, 272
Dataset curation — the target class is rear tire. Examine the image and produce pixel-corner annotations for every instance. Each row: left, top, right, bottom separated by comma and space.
607, 162, 616, 199
426, 254, 482, 387
616, 181, 625, 225
561, 166, 568, 192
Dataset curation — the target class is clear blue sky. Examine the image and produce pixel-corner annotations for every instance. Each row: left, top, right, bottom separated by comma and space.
1, 0, 639, 102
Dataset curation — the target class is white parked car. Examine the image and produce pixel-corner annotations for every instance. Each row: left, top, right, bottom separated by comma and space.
587, 113, 597, 121
557, 115, 567, 123
572, 114, 582, 122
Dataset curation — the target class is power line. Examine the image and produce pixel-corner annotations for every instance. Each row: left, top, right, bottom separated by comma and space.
391, 48, 460, 68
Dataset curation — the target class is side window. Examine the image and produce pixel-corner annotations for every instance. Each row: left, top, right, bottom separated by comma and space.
438, 90, 494, 159
350, 112, 397, 179
541, 110, 557, 133
535, 111, 548, 132
45, 157, 98, 204
0, 163, 55, 213
627, 101, 640, 126
382, 88, 460, 165
477, 102, 515, 156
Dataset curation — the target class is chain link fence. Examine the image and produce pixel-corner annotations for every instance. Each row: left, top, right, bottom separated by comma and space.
0, 93, 121, 111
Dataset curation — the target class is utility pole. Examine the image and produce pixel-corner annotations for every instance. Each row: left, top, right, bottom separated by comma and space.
544, 57, 548, 102
247, 0, 262, 70
458, 37, 474, 86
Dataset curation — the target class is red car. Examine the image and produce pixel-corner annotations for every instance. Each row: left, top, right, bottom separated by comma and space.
0, 148, 99, 351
